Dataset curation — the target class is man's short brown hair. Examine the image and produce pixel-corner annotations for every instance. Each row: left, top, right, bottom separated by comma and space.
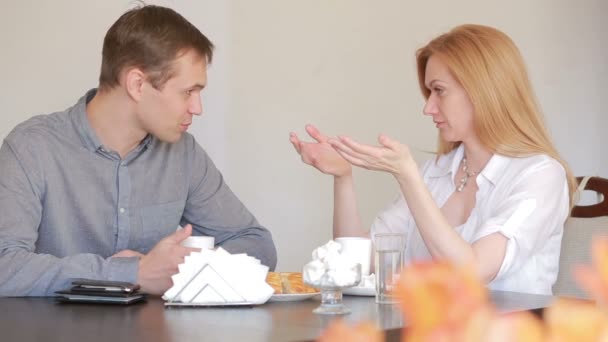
98, 5, 214, 91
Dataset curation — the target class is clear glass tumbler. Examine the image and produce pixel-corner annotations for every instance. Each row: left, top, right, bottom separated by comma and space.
374, 233, 405, 304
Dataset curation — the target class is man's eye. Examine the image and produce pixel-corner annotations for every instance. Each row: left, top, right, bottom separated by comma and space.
186, 90, 192, 95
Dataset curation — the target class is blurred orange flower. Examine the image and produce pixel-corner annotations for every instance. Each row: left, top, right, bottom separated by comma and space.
574, 237, 608, 307
316, 320, 384, 342
395, 261, 490, 341
316, 237, 608, 342
482, 311, 544, 342
545, 298, 608, 342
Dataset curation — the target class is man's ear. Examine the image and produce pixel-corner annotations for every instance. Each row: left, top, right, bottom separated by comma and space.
124, 67, 147, 102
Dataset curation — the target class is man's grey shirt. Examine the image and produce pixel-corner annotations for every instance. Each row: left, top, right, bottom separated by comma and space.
0, 90, 277, 296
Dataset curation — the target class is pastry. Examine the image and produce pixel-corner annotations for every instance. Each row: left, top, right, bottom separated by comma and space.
266, 272, 318, 294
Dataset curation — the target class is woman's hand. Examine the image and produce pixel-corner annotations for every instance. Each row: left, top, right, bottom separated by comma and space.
290, 124, 352, 177
328, 134, 417, 180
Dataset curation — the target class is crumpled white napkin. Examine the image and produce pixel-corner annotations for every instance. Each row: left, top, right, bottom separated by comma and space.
163, 247, 274, 305
303, 240, 360, 287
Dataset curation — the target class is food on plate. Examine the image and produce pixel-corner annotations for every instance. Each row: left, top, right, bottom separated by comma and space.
266, 272, 318, 294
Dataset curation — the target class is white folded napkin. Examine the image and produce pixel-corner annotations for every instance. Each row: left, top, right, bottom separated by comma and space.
163, 247, 274, 305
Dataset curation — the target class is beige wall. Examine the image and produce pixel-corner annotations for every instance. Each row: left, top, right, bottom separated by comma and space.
1, 0, 606, 271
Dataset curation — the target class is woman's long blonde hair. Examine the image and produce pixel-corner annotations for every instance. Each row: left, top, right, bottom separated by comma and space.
416, 24, 576, 207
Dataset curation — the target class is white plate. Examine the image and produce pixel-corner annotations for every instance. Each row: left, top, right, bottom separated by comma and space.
343, 286, 375, 296
268, 292, 320, 302
165, 301, 256, 307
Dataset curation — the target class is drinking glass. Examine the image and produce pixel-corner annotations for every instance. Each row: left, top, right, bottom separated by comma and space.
374, 233, 405, 304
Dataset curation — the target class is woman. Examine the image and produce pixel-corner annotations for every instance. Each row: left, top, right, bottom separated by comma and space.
290, 24, 575, 295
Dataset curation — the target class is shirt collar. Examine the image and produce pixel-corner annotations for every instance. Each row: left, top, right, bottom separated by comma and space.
426, 144, 464, 179
479, 152, 510, 186
70, 88, 154, 154
70, 89, 102, 152
425, 144, 510, 186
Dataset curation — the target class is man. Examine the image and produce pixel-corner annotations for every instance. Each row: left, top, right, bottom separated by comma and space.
0, 5, 277, 296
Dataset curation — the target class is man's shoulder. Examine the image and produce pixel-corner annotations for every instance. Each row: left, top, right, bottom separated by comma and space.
3, 109, 78, 165
6, 111, 72, 145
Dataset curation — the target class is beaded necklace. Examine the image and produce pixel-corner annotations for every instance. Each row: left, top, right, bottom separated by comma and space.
456, 157, 479, 192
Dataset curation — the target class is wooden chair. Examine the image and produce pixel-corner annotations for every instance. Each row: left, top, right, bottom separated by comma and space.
553, 176, 608, 298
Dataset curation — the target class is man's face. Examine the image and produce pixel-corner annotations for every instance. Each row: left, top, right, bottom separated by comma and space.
137, 50, 207, 143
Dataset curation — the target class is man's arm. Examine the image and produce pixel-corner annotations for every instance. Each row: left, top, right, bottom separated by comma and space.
0, 141, 138, 296
182, 140, 277, 270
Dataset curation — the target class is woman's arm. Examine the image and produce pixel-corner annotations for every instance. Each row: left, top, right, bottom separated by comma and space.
394, 165, 507, 282
290, 125, 366, 238
330, 134, 508, 281
333, 174, 366, 237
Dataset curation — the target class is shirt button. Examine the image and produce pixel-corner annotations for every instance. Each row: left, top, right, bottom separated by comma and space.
119, 208, 126, 214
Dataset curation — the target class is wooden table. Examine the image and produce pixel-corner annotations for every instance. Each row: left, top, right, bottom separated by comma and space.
0, 291, 554, 342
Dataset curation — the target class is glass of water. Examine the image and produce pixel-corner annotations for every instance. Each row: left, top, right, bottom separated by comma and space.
374, 233, 405, 304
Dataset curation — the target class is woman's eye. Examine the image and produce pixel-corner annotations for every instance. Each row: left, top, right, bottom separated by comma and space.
434, 88, 443, 95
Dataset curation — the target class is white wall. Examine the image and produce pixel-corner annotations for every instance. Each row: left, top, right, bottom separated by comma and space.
1, 0, 606, 271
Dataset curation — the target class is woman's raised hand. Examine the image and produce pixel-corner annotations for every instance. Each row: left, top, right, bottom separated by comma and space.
290, 124, 352, 177
328, 134, 416, 179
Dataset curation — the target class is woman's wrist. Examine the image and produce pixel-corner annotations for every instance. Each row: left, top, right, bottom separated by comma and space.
334, 171, 353, 184
394, 158, 419, 186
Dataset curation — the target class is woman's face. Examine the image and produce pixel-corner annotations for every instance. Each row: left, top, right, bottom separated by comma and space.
423, 55, 476, 143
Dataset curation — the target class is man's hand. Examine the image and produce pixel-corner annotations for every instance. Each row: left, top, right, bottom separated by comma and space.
137, 224, 199, 295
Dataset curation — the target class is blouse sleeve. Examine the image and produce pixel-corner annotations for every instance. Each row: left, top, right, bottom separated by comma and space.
472, 157, 569, 282
370, 158, 435, 239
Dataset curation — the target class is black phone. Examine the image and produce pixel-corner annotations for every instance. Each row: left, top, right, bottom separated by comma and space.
55, 279, 146, 305
70, 279, 141, 293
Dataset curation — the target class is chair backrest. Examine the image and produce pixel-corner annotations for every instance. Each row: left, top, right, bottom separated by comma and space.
553, 176, 608, 298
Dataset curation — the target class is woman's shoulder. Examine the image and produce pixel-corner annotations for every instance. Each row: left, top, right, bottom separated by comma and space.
506, 153, 565, 177
489, 153, 567, 190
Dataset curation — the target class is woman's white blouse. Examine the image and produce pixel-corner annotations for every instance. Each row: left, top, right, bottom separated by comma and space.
370, 145, 569, 295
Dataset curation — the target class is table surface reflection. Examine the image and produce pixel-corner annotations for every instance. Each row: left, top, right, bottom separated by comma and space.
0, 291, 554, 342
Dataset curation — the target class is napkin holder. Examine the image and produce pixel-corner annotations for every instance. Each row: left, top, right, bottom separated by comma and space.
163, 248, 273, 307
165, 263, 251, 307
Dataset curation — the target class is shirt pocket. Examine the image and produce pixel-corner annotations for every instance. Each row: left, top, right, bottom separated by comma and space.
140, 200, 185, 251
